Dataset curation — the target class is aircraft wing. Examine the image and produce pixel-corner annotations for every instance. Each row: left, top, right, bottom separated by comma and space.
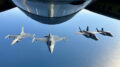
5, 35, 17, 39
86, 0, 120, 20
0, 0, 15, 12
23, 33, 34, 37
91, 32, 99, 34
54, 36, 66, 42
75, 32, 85, 35
33, 38, 48, 43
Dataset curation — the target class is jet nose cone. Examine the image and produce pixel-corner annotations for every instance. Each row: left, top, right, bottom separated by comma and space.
11, 42, 15, 45
49, 47, 54, 54
95, 39, 99, 41
49, 45, 54, 54
108, 33, 113, 37
94, 37, 99, 41
110, 34, 113, 37
110, 35, 113, 37
50, 50, 53, 54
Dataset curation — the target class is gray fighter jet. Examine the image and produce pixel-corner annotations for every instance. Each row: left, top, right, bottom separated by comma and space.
5, 26, 34, 45
96, 28, 113, 37
76, 26, 98, 41
32, 33, 66, 54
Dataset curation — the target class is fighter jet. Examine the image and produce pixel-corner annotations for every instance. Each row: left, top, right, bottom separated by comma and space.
5, 26, 34, 45
76, 26, 98, 41
32, 33, 66, 54
96, 28, 113, 37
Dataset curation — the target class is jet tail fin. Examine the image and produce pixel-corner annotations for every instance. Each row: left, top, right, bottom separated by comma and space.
101, 28, 104, 31
86, 26, 89, 31
79, 27, 82, 32
32, 38, 36, 43
32, 34, 36, 43
21, 26, 24, 33
96, 28, 99, 32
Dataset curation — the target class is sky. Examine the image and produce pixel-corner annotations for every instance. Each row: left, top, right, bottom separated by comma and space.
0, 8, 120, 67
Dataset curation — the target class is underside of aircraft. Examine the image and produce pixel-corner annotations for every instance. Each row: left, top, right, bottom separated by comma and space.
0, 0, 120, 20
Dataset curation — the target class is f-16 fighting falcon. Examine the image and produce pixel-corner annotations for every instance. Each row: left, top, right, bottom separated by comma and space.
76, 26, 98, 41
5, 26, 34, 45
96, 28, 113, 37
32, 33, 66, 54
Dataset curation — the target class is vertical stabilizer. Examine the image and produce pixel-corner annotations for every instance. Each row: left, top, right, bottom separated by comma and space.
21, 26, 24, 33
79, 27, 82, 32
32, 34, 36, 43
96, 28, 99, 32
101, 28, 104, 32
49, 33, 52, 37
86, 26, 89, 31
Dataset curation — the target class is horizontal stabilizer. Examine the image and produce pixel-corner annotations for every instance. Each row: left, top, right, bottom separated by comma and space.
5, 35, 10, 39
5, 35, 17, 39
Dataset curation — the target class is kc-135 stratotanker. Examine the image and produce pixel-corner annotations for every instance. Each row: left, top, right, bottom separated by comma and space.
0, 0, 119, 25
